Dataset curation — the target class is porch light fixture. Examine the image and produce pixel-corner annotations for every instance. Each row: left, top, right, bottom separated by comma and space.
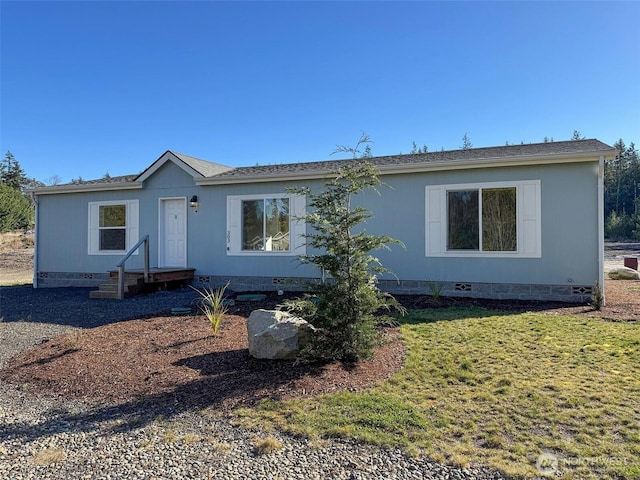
189, 195, 199, 211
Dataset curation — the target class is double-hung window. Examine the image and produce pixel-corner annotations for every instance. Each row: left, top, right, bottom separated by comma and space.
88, 200, 139, 255
227, 194, 305, 255
426, 181, 540, 257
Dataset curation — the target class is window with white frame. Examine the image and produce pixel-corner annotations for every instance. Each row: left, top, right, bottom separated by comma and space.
88, 200, 139, 255
227, 194, 305, 255
425, 180, 540, 257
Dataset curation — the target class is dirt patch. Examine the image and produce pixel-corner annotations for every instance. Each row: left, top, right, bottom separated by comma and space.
0, 231, 34, 251
0, 232, 34, 286
0, 249, 33, 285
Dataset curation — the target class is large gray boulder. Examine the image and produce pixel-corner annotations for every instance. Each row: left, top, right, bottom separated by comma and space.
608, 267, 640, 280
247, 309, 315, 360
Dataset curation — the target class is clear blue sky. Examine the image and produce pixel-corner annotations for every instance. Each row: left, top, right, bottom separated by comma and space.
1, 1, 639, 184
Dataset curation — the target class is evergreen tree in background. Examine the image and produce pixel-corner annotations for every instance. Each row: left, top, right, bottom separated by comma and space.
0, 151, 36, 231
0, 183, 33, 232
571, 130, 585, 140
0, 151, 28, 191
604, 140, 640, 240
1, 137, 638, 239
461, 133, 473, 150
410, 141, 428, 154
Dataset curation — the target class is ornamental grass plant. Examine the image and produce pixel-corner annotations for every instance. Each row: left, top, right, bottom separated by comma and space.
191, 282, 230, 336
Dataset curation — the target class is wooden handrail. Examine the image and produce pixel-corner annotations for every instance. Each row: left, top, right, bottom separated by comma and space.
116, 234, 150, 300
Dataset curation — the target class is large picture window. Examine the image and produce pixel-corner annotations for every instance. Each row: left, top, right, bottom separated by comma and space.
426, 181, 540, 258
242, 198, 290, 251
227, 194, 305, 256
88, 200, 139, 255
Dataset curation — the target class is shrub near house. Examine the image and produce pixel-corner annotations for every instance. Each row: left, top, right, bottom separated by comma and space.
284, 160, 406, 362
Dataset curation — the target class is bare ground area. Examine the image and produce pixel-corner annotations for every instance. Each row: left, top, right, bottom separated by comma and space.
0, 249, 33, 285
0, 232, 33, 286
0, 238, 638, 411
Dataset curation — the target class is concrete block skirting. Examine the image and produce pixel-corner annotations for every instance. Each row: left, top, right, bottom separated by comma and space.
193, 275, 317, 292
376, 279, 593, 303
36, 271, 109, 288
193, 275, 592, 304
36, 272, 593, 303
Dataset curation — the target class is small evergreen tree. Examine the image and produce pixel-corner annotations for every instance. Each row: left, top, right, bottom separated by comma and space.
284, 135, 405, 362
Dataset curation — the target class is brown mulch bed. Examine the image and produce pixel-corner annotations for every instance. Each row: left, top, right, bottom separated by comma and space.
0, 311, 404, 411
0, 280, 637, 411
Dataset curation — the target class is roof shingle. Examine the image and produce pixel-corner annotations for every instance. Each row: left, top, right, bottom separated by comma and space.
206, 139, 615, 180
39, 139, 617, 192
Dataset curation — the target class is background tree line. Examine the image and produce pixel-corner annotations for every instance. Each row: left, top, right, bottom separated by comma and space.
410, 132, 640, 242
3, 136, 640, 240
604, 139, 640, 240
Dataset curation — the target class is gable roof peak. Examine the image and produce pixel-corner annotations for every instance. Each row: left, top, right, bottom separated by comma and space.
135, 150, 233, 182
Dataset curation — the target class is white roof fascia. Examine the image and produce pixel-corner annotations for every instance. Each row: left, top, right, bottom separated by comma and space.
29, 182, 143, 195
135, 151, 204, 183
196, 149, 618, 186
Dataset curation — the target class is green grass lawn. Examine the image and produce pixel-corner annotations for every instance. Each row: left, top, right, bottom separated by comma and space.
236, 308, 640, 479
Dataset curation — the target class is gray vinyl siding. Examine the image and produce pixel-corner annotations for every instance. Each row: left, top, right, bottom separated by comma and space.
365, 161, 599, 286
195, 160, 598, 288
36, 158, 600, 290
37, 162, 197, 273
37, 190, 141, 273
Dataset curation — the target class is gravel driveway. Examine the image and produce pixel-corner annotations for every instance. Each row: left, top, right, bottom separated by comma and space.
0, 285, 198, 327
0, 285, 509, 480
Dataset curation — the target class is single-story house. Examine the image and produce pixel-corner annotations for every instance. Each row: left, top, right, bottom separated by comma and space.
29, 139, 617, 302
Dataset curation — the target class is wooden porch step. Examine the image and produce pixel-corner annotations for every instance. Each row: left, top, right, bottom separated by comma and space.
90, 268, 196, 299
89, 274, 145, 299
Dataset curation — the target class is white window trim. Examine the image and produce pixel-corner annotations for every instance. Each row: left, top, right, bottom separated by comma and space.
226, 193, 306, 256
88, 200, 139, 255
425, 180, 541, 258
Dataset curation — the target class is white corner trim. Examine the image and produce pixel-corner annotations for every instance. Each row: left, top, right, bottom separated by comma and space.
598, 155, 605, 304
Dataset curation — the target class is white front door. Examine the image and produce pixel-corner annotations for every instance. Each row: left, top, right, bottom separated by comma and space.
160, 198, 187, 267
